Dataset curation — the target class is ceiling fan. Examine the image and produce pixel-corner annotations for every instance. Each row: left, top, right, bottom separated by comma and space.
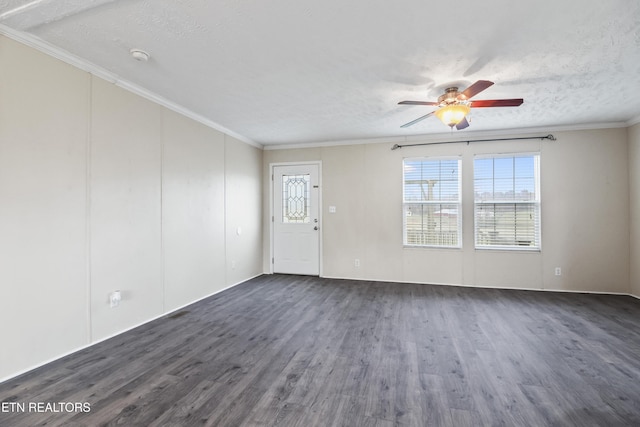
398, 80, 523, 130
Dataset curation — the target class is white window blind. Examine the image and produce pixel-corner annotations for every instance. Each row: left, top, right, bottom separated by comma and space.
474, 153, 540, 249
403, 158, 461, 247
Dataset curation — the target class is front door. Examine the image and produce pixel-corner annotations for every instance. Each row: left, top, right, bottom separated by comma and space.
273, 164, 320, 275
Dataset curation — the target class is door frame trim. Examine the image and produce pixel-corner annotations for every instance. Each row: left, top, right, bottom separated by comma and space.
269, 161, 323, 276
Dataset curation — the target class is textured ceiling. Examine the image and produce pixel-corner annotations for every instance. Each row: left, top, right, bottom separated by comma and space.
1, 0, 639, 147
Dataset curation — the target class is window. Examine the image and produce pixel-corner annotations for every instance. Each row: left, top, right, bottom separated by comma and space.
403, 157, 461, 247
474, 153, 540, 249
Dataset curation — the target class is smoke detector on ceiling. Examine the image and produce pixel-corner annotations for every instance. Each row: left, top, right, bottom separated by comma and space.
129, 48, 150, 62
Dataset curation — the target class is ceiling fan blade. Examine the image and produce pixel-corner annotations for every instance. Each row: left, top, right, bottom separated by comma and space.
398, 100, 439, 106
459, 80, 494, 100
456, 117, 470, 130
470, 99, 524, 108
400, 111, 435, 128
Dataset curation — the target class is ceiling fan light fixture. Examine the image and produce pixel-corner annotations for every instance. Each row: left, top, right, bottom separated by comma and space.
434, 104, 470, 128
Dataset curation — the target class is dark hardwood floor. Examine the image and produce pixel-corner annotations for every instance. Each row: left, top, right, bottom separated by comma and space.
1, 274, 639, 426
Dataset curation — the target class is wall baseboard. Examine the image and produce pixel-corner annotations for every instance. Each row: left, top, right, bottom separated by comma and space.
0, 274, 262, 385
319, 273, 636, 298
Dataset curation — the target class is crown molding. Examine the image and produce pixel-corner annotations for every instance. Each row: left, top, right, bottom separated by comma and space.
0, 24, 261, 149
628, 115, 640, 127
263, 135, 410, 151
264, 121, 630, 151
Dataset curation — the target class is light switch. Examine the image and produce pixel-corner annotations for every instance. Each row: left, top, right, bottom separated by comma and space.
329, 206, 336, 213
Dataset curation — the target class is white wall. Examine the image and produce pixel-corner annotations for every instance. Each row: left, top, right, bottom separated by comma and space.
629, 123, 640, 297
0, 35, 90, 378
225, 135, 263, 286
0, 36, 263, 380
162, 110, 226, 313
541, 128, 629, 293
90, 78, 164, 341
264, 128, 630, 293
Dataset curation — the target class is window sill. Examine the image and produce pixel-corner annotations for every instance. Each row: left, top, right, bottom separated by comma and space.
403, 245, 462, 250
475, 246, 541, 253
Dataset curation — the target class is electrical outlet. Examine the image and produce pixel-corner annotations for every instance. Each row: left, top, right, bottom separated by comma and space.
109, 291, 121, 308
555, 267, 562, 276
354, 259, 360, 268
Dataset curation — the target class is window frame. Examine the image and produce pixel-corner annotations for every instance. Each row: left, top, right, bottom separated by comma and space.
402, 156, 462, 249
473, 152, 541, 251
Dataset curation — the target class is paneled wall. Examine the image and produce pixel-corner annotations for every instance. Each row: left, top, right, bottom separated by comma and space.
225, 136, 263, 286
0, 34, 90, 380
0, 36, 263, 380
161, 110, 226, 314
264, 128, 630, 294
90, 78, 164, 341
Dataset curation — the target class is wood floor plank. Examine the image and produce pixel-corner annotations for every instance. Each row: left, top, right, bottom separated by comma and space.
1, 274, 639, 426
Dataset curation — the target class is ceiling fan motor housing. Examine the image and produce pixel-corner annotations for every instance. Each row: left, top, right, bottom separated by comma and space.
438, 87, 462, 105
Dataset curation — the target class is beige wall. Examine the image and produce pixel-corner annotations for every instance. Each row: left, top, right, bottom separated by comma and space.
225, 135, 263, 286
629, 123, 640, 297
90, 78, 164, 341
161, 110, 226, 313
264, 128, 630, 293
0, 36, 263, 380
0, 34, 90, 380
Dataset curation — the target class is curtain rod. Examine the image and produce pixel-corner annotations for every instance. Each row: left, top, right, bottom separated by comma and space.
390, 134, 556, 150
